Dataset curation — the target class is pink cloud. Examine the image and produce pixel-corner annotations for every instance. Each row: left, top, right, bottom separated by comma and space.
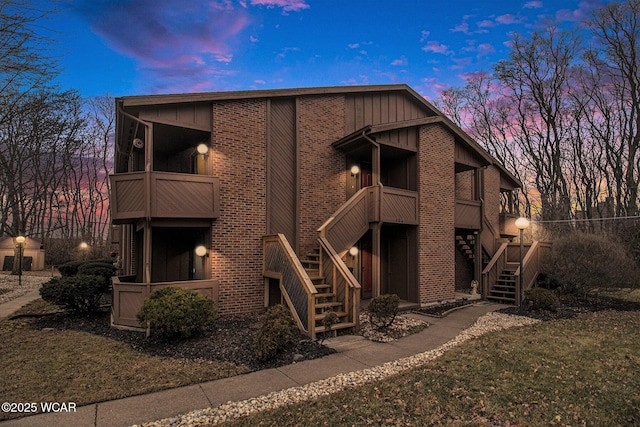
556, 0, 604, 22
477, 19, 496, 28
250, 0, 310, 11
391, 56, 408, 66
496, 14, 524, 25
477, 43, 495, 57
524, 1, 543, 8
451, 22, 470, 34
422, 41, 450, 55
76, 0, 250, 92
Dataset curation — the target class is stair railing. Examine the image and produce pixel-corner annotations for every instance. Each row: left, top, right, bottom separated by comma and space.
482, 242, 509, 297
514, 241, 552, 300
263, 234, 317, 336
317, 186, 374, 252
318, 237, 361, 330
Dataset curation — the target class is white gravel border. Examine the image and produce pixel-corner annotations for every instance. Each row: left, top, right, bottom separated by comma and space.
139, 312, 540, 427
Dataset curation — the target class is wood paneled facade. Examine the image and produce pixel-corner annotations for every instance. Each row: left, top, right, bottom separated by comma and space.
110, 84, 521, 332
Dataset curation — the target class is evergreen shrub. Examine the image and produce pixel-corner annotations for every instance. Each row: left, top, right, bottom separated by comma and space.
137, 287, 217, 339
254, 304, 296, 361
40, 274, 110, 312
368, 293, 400, 329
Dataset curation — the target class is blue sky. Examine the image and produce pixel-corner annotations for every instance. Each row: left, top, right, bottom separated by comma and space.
46, 0, 606, 99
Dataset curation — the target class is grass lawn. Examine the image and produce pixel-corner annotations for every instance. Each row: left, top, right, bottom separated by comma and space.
223, 310, 640, 427
0, 300, 248, 421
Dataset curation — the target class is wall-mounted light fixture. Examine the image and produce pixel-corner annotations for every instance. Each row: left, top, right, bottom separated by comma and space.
349, 246, 359, 257
350, 165, 360, 175
195, 245, 208, 257
196, 143, 209, 155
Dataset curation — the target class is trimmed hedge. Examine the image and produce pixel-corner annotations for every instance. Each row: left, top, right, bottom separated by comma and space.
137, 287, 217, 339
40, 274, 110, 312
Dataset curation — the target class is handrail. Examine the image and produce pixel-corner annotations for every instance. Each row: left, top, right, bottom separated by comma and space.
318, 237, 361, 290
481, 242, 508, 297
318, 237, 361, 332
262, 234, 317, 334
515, 240, 542, 296
482, 242, 508, 275
317, 186, 373, 253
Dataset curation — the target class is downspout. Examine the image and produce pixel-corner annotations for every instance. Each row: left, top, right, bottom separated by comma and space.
363, 132, 382, 298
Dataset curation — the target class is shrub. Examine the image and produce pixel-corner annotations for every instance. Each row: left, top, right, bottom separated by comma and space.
524, 288, 560, 312
137, 287, 217, 339
368, 294, 400, 330
39, 274, 110, 312
321, 311, 339, 343
254, 304, 296, 361
77, 262, 116, 283
57, 260, 85, 277
543, 233, 640, 297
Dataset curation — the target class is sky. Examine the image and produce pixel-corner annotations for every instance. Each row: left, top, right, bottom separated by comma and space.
44, 0, 608, 100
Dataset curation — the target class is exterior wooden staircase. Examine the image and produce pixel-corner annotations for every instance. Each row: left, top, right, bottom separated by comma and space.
456, 233, 491, 266
482, 242, 552, 306
487, 262, 518, 304
300, 249, 356, 335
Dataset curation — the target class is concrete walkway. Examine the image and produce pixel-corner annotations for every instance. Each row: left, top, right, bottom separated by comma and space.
0, 290, 41, 320
0, 302, 507, 427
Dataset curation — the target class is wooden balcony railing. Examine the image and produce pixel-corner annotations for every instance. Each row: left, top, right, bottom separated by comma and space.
499, 212, 520, 237
380, 187, 419, 225
111, 277, 219, 329
110, 171, 220, 223
455, 199, 482, 229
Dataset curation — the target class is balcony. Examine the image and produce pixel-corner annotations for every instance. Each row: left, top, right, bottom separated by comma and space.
455, 199, 482, 229
111, 276, 219, 328
380, 187, 419, 225
499, 212, 520, 237
110, 171, 220, 223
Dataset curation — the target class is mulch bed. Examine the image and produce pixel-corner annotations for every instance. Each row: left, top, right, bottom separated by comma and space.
498, 294, 640, 321
32, 309, 335, 371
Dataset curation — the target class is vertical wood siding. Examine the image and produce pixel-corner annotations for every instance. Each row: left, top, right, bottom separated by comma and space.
345, 92, 431, 132
268, 99, 297, 245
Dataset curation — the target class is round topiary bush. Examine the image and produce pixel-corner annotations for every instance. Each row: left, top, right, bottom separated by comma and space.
137, 287, 217, 339
368, 293, 400, 330
524, 287, 560, 312
39, 274, 110, 312
254, 304, 296, 361
77, 262, 116, 284
57, 260, 85, 277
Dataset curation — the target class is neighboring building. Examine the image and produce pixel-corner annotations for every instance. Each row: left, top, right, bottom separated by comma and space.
0, 237, 46, 271
110, 84, 541, 338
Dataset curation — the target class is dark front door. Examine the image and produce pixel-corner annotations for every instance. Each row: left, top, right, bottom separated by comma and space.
361, 161, 373, 188
388, 234, 408, 300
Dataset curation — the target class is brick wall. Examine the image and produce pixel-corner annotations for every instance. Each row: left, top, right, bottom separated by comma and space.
483, 165, 501, 236
297, 95, 346, 257
418, 123, 456, 304
210, 99, 267, 315
455, 169, 475, 200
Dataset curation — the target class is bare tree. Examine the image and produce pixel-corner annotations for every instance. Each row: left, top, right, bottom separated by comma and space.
494, 26, 581, 221
586, 0, 640, 216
